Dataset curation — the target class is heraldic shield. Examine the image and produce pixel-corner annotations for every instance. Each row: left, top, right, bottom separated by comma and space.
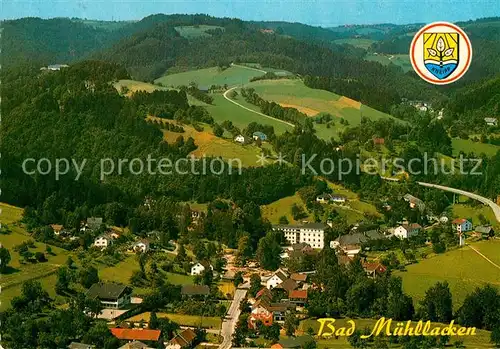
423, 32, 459, 79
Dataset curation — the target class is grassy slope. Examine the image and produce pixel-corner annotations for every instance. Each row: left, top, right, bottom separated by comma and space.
242, 79, 399, 140
395, 240, 500, 309
206, 94, 293, 134
159, 121, 268, 167
452, 138, 500, 157
0, 203, 71, 310
154, 66, 263, 88
365, 53, 412, 72
453, 204, 499, 227
174, 25, 224, 39
261, 182, 380, 225
333, 38, 376, 49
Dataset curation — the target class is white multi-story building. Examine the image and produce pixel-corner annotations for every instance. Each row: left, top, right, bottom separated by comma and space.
273, 223, 327, 249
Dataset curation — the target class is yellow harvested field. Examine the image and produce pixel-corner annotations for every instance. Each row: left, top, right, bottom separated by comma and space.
336, 96, 361, 110
279, 103, 320, 116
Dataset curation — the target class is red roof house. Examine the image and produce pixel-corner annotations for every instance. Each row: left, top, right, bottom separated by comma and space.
110, 328, 161, 342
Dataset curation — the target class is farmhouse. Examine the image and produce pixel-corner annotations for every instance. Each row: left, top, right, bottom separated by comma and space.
403, 194, 425, 211
252, 131, 268, 141
373, 137, 385, 145
452, 218, 473, 233
289, 289, 308, 306
87, 282, 132, 309
475, 225, 495, 237
331, 194, 347, 203
94, 234, 113, 249
394, 223, 422, 239
273, 222, 328, 249
484, 117, 498, 126
234, 134, 246, 143
363, 262, 387, 278
129, 240, 150, 253
165, 329, 196, 349
331, 230, 385, 256
190, 262, 212, 275
266, 269, 289, 289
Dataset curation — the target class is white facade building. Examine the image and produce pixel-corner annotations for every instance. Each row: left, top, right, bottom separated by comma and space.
234, 135, 246, 143
394, 224, 422, 239
94, 235, 112, 249
273, 223, 327, 249
452, 218, 473, 233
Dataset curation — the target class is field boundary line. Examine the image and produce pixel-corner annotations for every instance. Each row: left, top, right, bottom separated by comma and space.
467, 244, 500, 271
223, 87, 295, 127
230, 62, 267, 74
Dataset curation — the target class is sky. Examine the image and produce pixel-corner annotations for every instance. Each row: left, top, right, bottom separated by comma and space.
1, 0, 499, 26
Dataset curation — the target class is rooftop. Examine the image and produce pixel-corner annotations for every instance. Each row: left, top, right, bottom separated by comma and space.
169, 329, 196, 347
86, 282, 131, 301
110, 328, 161, 341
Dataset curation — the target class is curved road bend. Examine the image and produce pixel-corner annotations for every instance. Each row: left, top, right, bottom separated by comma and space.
223, 87, 295, 128
417, 181, 500, 223
219, 288, 247, 349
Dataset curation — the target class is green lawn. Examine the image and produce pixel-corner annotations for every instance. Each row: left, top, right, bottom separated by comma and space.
174, 25, 224, 39
155, 66, 263, 88
0, 203, 71, 310
453, 203, 499, 227
452, 138, 500, 157
127, 312, 222, 329
365, 53, 412, 72
395, 241, 500, 309
205, 94, 293, 134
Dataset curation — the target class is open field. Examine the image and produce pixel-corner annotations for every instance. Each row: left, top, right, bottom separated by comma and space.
126, 312, 222, 329
113, 79, 208, 106
174, 25, 224, 39
243, 79, 397, 124
365, 53, 412, 72
299, 318, 494, 348
261, 183, 380, 225
206, 94, 293, 134
452, 138, 500, 157
160, 122, 267, 167
0, 203, 71, 310
453, 203, 499, 227
155, 66, 263, 88
395, 240, 500, 309
333, 38, 376, 49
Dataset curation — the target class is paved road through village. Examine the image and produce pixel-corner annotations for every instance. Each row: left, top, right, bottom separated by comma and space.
219, 288, 247, 349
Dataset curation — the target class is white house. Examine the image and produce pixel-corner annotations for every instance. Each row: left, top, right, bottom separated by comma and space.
190, 262, 212, 276
331, 194, 347, 203
266, 269, 288, 289
94, 234, 113, 249
130, 240, 149, 253
394, 223, 422, 239
485, 117, 498, 126
234, 135, 246, 143
452, 218, 473, 233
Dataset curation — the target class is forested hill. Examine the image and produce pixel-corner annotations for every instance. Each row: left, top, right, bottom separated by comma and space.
369, 17, 500, 85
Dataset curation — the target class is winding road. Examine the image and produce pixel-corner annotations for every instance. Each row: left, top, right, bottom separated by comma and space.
223, 87, 295, 127
417, 181, 500, 223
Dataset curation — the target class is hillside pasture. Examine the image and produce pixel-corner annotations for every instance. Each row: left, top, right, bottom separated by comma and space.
0, 203, 71, 310
174, 25, 224, 39
155, 65, 263, 88
160, 122, 268, 167
452, 138, 500, 157
395, 240, 500, 309
365, 53, 412, 72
